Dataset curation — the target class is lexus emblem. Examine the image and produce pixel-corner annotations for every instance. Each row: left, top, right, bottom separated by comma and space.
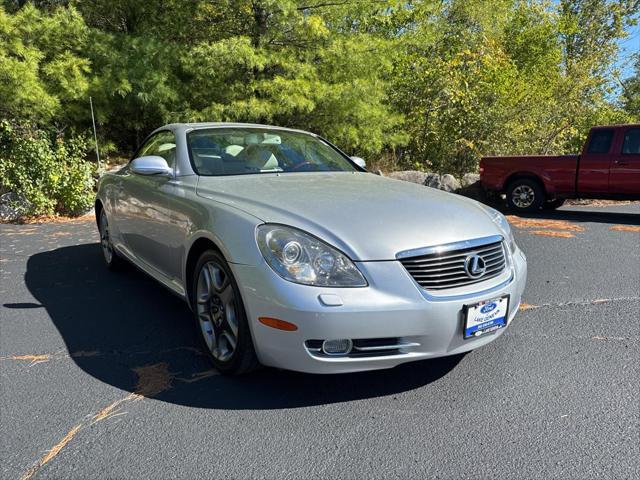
464, 254, 486, 279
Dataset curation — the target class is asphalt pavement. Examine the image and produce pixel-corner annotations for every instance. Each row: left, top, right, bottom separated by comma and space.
1, 203, 639, 479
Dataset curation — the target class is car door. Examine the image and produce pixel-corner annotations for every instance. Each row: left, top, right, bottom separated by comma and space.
609, 127, 640, 195
117, 130, 178, 276
577, 128, 615, 195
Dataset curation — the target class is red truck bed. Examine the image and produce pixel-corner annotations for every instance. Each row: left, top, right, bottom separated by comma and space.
481, 154, 579, 197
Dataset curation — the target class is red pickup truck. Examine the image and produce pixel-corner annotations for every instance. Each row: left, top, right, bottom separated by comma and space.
480, 124, 640, 212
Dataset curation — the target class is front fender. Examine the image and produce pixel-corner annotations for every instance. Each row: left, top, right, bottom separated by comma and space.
181, 199, 264, 281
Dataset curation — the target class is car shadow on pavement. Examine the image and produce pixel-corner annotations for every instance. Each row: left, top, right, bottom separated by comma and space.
21, 243, 463, 410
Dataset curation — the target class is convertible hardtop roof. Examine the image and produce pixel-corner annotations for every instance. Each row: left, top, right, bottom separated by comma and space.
158, 122, 317, 137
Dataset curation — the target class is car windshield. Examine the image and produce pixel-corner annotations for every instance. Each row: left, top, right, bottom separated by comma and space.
187, 128, 357, 176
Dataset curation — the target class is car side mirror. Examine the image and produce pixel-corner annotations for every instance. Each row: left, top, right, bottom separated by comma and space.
130, 156, 172, 176
350, 156, 366, 169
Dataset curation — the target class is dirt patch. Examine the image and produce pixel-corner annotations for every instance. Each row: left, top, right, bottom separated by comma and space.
566, 199, 640, 207
610, 225, 640, 233
506, 216, 584, 232
21, 213, 95, 225
519, 303, 539, 311
132, 362, 174, 398
90, 363, 173, 424
1, 227, 39, 236
528, 230, 575, 238
1, 353, 53, 366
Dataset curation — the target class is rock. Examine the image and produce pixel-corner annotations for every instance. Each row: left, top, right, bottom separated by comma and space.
423, 173, 442, 189
461, 173, 480, 188
386, 170, 428, 185
440, 174, 461, 192
382, 169, 496, 206
0, 192, 30, 222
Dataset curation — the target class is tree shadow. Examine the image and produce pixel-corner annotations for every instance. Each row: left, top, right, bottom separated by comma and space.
23, 244, 463, 410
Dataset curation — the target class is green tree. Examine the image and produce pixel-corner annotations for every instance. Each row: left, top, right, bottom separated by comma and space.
390, 0, 636, 174
71, 0, 404, 154
0, 4, 89, 125
622, 54, 640, 119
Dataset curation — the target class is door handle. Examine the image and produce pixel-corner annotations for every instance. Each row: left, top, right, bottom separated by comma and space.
614, 159, 629, 166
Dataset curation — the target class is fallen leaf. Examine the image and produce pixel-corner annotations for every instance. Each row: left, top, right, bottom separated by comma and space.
610, 225, 640, 233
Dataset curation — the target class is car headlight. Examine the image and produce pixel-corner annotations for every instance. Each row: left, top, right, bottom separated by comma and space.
256, 225, 367, 287
486, 207, 517, 254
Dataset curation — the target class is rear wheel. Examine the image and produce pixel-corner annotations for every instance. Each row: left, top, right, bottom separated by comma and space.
506, 178, 545, 212
98, 210, 125, 270
192, 250, 259, 375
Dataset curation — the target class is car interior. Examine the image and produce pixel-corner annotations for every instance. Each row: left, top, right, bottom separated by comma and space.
188, 129, 354, 176
191, 132, 286, 175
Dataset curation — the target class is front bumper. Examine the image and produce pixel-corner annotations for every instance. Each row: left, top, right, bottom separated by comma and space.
232, 248, 527, 374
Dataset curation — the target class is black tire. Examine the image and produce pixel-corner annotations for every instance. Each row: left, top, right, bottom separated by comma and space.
543, 198, 566, 210
506, 178, 545, 212
98, 209, 126, 270
192, 250, 259, 375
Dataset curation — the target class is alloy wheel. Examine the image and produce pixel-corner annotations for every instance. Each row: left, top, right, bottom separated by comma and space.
196, 261, 239, 363
99, 211, 113, 264
511, 185, 535, 209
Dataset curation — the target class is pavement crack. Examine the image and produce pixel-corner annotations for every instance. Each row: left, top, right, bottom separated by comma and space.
20, 424, 83, 480
1, 346, 203, 369
18, 362, 216, 479
591, 335, 630, 341
518, 297, 639, 312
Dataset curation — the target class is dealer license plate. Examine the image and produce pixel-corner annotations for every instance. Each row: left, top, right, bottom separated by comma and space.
463, 296, 509, 339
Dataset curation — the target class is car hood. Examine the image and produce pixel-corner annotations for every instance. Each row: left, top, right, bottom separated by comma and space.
196, 172, 502, 261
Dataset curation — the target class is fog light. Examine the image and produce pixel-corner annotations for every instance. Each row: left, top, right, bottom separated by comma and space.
322, 338, 353, 355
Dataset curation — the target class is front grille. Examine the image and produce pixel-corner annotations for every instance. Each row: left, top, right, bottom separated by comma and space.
399, 238, 507, 291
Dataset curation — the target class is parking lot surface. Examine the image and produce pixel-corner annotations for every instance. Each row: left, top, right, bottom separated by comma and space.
1, 204, 639, 479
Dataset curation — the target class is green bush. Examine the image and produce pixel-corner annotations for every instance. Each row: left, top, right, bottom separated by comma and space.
0, 121, 95, 218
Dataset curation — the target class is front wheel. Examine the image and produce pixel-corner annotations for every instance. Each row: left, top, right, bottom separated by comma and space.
192, 250, 259, 375
506, 179, 545, 212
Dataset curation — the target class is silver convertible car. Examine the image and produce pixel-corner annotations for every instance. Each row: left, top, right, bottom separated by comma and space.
95, 123, 527, 374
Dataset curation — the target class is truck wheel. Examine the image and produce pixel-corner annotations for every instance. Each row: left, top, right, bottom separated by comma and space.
543, 198, 565, 210
506, 179, 544, 212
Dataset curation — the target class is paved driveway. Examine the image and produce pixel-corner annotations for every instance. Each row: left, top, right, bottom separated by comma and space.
1, 204, 639, 479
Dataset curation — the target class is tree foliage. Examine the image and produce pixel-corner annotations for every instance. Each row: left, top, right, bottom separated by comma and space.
0, 0, 638, 210
0, 121, 95, 216
622, 54, 640, 118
